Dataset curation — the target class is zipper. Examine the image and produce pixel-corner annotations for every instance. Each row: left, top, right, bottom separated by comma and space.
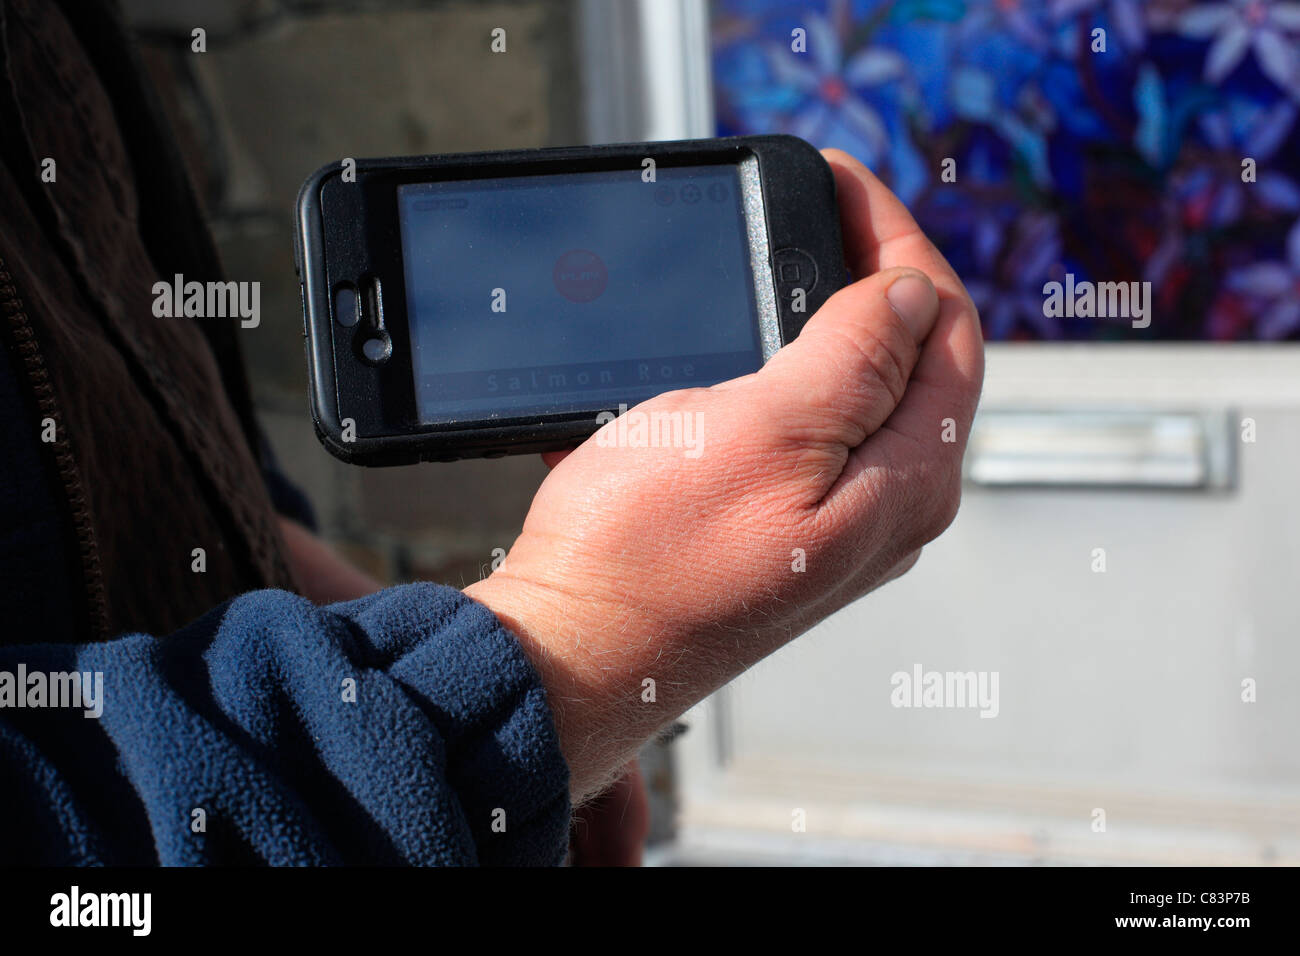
0, 253, 109, 641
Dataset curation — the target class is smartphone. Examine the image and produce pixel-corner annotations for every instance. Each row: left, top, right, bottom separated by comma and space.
294, 134, 845, 465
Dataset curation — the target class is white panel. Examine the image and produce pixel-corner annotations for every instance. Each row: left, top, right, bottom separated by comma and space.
672, 374, 1300, 865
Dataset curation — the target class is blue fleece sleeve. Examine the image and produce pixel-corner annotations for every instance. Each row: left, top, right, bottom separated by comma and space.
0, 583, 571, 865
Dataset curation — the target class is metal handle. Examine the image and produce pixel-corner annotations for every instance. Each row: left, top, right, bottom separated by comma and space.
964, 409, 1235, 490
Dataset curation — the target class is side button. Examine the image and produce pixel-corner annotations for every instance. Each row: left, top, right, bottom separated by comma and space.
334, 282, 360, 328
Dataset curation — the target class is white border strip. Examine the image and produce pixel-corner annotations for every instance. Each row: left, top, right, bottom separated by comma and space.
578, 0, 715, 144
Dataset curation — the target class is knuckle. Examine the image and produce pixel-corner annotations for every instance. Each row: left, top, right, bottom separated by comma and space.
928, 465, 965, 538
933, 485, 963, 538
899, 459, 963, 547
959, 290, 983, 333
893, 547, 923, 578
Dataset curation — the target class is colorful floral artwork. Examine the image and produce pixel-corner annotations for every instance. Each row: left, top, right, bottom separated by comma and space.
712, 0, 1300, 340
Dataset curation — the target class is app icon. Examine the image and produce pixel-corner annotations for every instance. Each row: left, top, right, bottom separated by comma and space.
553, 249, 608, 303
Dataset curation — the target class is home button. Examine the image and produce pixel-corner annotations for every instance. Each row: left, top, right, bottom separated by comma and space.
773, 248, 818, 301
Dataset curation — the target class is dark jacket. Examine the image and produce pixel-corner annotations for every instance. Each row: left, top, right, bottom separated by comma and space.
0, 0, 571, 864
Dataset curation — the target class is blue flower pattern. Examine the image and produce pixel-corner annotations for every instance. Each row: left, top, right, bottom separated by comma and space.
712, 0, 1300, 340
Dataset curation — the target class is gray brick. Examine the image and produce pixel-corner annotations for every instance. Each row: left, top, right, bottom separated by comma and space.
194, 5, 558, 214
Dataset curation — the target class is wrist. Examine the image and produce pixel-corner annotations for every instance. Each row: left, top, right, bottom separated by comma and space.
464, 573, 683, 801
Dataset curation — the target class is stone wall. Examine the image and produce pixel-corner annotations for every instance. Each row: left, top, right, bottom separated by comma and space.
124, 0, 581, 587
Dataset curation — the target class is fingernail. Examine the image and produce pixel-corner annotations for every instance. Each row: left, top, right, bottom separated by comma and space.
886, 273, 939, 342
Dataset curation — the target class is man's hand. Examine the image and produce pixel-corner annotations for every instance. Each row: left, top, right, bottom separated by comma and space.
277, 517, 383, 604
568, 759, 650, 866
466, 150, 984, 801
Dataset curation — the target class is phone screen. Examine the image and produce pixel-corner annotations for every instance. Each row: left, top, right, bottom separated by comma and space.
396, 165, 762, 424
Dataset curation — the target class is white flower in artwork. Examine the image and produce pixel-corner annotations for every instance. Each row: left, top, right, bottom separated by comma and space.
766, 15, 906, 164
1178, 0, 1300, 91
1226, 219, 1300, 338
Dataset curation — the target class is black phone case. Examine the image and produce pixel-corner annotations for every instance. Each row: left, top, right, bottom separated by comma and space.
295, 134, 845, 466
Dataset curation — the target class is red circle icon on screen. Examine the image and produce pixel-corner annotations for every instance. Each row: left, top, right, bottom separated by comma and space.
553, 249, 608, 303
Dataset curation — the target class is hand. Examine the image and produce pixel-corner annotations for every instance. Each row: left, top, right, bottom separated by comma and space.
277, 517, 383, 604
466, 149, 984, 800
568, 759, 650, 866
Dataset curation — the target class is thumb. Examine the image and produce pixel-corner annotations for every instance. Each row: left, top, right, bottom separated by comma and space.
756, 266, 939, 450
540, 449, 575, 469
